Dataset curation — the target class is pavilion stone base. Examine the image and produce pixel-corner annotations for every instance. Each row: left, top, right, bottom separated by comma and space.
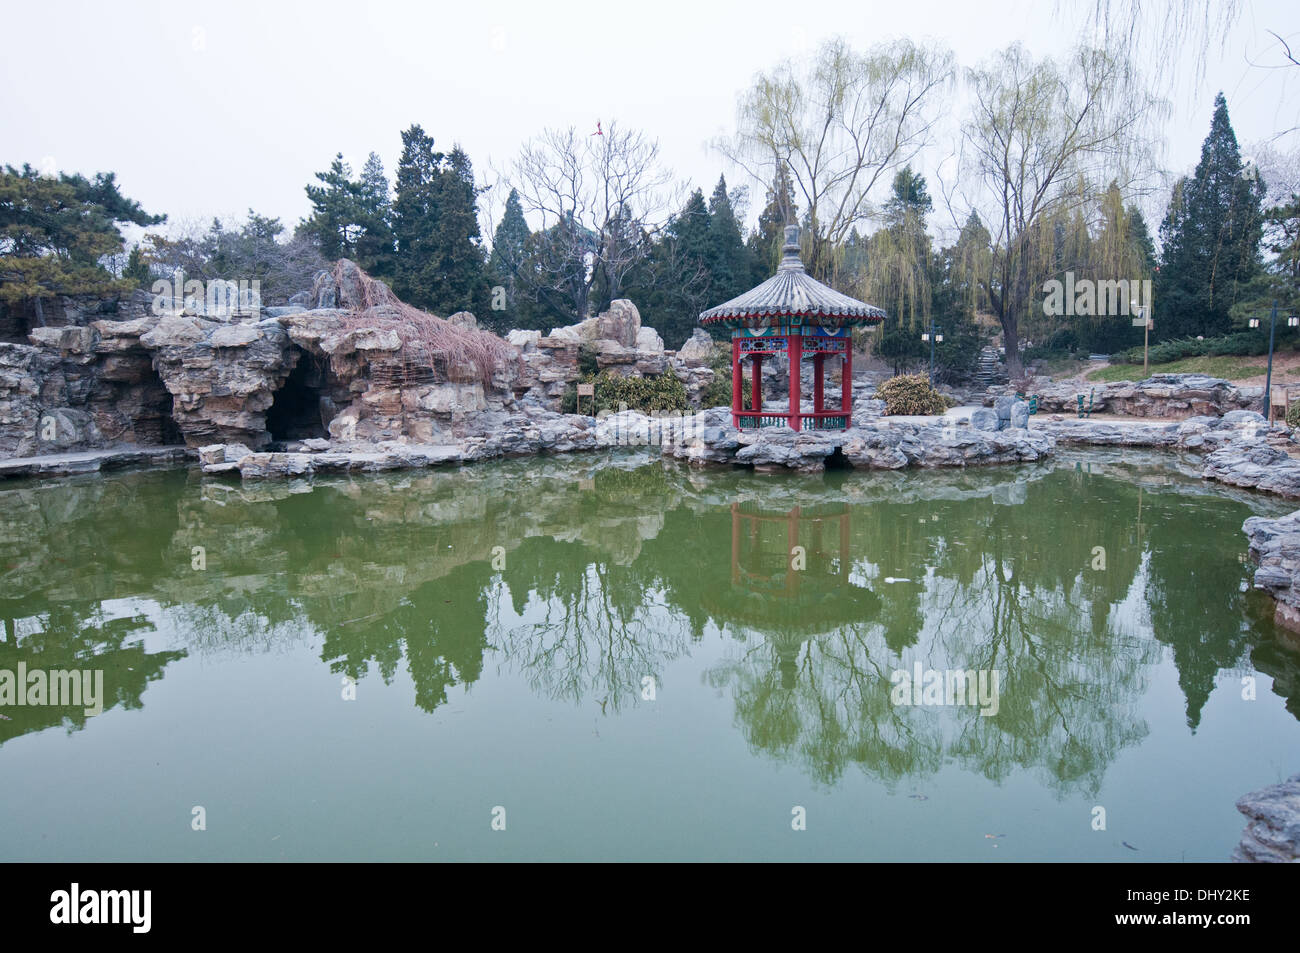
656, 407, 1052, 472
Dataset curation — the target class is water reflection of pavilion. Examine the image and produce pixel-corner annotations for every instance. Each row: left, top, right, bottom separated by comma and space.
706, 501, 880, 687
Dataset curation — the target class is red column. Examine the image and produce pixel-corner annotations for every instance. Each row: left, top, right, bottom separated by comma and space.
752, 355, 763, 414
841, 345, 852, 423
788, 334, 802, 430
731, 337, 742, 427
813, 353, 825, 415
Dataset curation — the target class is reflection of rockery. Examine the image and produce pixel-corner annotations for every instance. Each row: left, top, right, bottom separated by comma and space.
699, 225, 886, 432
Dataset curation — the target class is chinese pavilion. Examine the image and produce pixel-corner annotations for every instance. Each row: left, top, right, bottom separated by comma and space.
698, 225, 886, 430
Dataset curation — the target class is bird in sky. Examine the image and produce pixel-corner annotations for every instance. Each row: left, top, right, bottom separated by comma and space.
592, 120, 603, 136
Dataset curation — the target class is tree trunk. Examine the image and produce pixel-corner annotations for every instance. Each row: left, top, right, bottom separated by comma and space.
1001, 314, 1021, 379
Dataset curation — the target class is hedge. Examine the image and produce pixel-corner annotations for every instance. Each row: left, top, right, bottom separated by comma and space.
1112, 332, 1294, 365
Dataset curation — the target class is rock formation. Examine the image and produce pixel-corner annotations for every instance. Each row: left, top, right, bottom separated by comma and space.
0, 262, 689, 461
1232, 773, 1300, 862
989, 373, 1258, 418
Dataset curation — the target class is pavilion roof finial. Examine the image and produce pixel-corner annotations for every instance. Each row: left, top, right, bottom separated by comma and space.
779, 225, 804, 273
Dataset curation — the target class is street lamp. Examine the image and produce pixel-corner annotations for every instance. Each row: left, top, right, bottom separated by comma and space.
921, 323, 943, 386
1132, 302, 1153, 375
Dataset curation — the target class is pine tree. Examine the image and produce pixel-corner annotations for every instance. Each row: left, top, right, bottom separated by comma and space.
123, 245, 151, 287
706, 175, 752, 304
0, 164, 163, 324
354, 153, 395, 279
1264, 194, 1300, 313
392, 125, 443, 308
302, 154, 362, 261
620, 189, 716, 349
393, 128, 491, 314
747, 164, 799, 279
1157, 93, 1266, 338
427, 146, 488, 316
487, 188, 530, 332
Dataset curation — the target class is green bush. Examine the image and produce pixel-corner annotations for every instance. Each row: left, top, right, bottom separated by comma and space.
698, 348, 751, 410
562, 370, 690, 416
874, 373, 949, 416
1287, 400, 1300, 431
1113, 332, 1280, 365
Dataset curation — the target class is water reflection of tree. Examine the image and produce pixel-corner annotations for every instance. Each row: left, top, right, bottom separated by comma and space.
1142, 491, 1259, 729
493, 536, 692, 710
0, 601, 184, 747
700, 471, 1165, 796
2, 453, 1296, 789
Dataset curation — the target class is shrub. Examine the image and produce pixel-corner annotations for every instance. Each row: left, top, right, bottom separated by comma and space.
874, 373, 949, 416
1113, 332, 1279, 365
1287, 400, 1300, 431
562, 370, 690, 416
698, 348, 751, 410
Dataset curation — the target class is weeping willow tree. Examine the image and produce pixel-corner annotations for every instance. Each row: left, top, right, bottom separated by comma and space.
1080, 1, 1245, 88
1018, 180, 1160, 355
961, 44, 1167, 376
853, 168, 935, 372
717, 36, 955, 282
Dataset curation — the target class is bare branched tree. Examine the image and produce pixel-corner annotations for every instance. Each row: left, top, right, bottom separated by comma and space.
501, 122, 681, 322
716, 36, 955, 281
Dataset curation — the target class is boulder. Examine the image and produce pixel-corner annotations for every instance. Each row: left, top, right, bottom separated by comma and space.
970, 407, 999, 432
210, 324, 263, 348
506, 329, 541, 351
141, 316, 206, 348
677, 329, 714, 367
1233, 774, 1300, 862
596, 299, 641, 348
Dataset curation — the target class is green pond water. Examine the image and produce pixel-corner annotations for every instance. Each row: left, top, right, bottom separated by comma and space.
1, 450, 1298, 862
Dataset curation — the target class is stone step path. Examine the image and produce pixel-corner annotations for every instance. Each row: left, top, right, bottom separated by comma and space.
974, 347, 1006, 388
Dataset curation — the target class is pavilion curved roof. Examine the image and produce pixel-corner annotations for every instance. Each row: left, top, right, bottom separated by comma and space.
699, 225, 887, 327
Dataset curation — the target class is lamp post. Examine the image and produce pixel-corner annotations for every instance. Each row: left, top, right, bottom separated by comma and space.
1261, 301, 1279, 420
921, 320, 943, 387
1132, 302, 1152, 375
1257, 302, 1300, 421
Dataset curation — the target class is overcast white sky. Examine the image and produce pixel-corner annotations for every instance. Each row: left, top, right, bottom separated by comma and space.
3, 0, 1296, 244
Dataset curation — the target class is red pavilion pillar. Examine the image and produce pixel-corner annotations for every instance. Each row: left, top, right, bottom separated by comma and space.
788, 334, 802, 430
841, 346, 853, 422
731, 337, 742, 427
751, 355, 763, 414
813, 353, 825, 415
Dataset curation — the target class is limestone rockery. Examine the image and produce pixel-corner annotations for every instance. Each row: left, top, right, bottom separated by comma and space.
0, 263, 699, 467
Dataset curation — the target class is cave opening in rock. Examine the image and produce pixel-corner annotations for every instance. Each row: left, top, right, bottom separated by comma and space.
267, 353, 329, 442
824, 446, 851, 470
141, 363, 184, 446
